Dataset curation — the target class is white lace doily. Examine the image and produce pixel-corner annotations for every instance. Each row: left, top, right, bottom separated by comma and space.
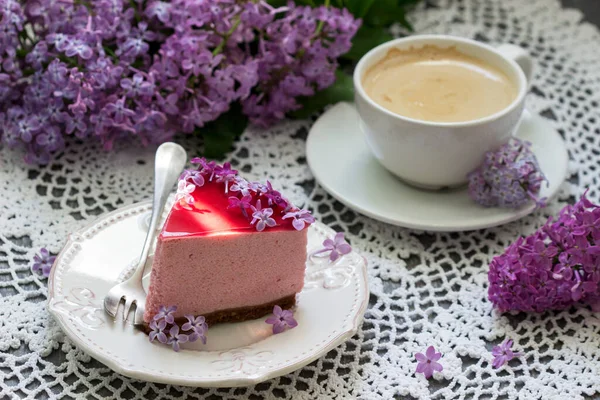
1, 0, 599, 398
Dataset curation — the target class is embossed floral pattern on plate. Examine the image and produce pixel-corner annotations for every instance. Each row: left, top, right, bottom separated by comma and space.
47, 202, 369, 387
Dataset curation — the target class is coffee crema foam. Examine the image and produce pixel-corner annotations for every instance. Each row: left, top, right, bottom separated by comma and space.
362, 46, 518, 123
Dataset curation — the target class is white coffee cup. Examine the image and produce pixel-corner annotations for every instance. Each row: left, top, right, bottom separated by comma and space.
353, 35, 533, 189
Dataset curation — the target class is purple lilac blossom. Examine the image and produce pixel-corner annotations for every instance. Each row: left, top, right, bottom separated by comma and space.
182, 315, 208, 344
491, 339, 522, 369
153, 305, 177, 324
314, 232, 352, 262
263, 181, 289, 208
283, 209, 315, 230
0, 1, 360, 164
181, 169, 205, 187
174, 180, 195, 209
230, 176, 253, 196
265, 305, 298, 334
192, 157, 217, 180
468, 139, 547, 209
31, 247, 56, 277
214, 162, 238, 193
149, 319, 168, 344
228, 194, 253, 219
414, 346, 443, 379
150, 307, 208, 350
488, 191, 600, 312
250, 199, 276, 231
167, 325, 188, 352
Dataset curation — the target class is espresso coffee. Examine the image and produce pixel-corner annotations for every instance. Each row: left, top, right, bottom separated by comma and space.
362, 46, 518, 123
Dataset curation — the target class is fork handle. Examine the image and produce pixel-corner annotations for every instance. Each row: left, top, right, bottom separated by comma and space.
130, 143, 187, 282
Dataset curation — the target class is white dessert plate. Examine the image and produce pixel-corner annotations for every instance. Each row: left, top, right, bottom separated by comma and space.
48, 202, 368, 387
306, 102, 569, 232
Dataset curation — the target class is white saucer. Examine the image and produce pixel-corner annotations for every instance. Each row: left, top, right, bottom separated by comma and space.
306, 103, 568, 232
48, 202, 368, 387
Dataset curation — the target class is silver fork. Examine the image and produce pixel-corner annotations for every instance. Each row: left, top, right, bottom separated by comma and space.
104, 142, 187, 325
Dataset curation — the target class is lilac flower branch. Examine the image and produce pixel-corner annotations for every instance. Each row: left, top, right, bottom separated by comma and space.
0, 0, 360, 164
488, 191, 600, 312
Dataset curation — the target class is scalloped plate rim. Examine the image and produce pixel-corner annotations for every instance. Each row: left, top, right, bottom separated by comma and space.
47, 201, 369, 387
306, 102, 569, 232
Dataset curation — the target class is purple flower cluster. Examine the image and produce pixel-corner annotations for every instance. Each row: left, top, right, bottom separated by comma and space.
488, 192, 600, 313
31, 248, 56, 277
184, 157, 314, 232
0, 0, 360, 164
468, 139, 547, 208
149, 305, 208, 351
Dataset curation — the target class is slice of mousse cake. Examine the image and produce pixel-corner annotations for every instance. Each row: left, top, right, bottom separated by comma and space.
143, 158, 315, 325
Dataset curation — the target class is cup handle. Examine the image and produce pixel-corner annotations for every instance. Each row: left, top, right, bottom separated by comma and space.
496, 44, 533, 84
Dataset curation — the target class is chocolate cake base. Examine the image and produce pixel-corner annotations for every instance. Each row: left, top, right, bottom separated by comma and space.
201, 294, 296, 325
142, 294, 296, 333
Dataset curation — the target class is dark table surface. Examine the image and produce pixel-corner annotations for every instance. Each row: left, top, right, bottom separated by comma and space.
562, 0, 600, 26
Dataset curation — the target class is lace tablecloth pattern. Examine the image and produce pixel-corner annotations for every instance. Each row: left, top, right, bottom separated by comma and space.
1, 0, 599, 398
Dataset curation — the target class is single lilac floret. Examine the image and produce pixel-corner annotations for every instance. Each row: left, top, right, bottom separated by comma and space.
314, 232, 352, 262
491, 339, 522, 369
263, 181, 289, 208
31, 248, 56, 277
415, 346, 443, 379
180, 169, 205, 188
153, 305, 177, 324
174, 180, 195, 210
149, 319, 168, 344
182, 315, 208, 344
191, 158, 217, 180
167, 325, 189, 352
214, 162, 238, 193
265, 305, 298, 334
283, 209, 315, 230
230, 176, 254, 196
250, 199, 276, 231
228, 194, 253, 218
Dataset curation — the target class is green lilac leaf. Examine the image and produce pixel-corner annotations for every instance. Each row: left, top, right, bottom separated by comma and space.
291, 70, 354, 118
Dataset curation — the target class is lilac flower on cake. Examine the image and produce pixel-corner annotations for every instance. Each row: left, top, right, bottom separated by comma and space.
153, 305, 177, 324
181, 170, 205, 188
488, 191, 600, 312
166, 325, 189, 352
314, 232, 352, 262
263, 181, 289, 209
228, 195, 253, 218
491, 339, 522, 369
468, 139, 547, 209
174, 181, 195, 210
32, 248, 56, 277
250, 200, 276, 232
192, 157, 217, 180
149, 319, 168, 344
230, 177, 252, 196
265, 305, 298, 334
415, 346, 443, 379
283, 209, 315, 231
214, 162, 238, 193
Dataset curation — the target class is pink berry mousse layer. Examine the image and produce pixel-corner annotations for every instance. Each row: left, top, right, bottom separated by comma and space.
143, 180, 308, 323
144, 228, 307, 323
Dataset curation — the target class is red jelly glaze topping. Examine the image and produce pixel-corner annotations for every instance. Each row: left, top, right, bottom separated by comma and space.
161, 180, 295, 239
